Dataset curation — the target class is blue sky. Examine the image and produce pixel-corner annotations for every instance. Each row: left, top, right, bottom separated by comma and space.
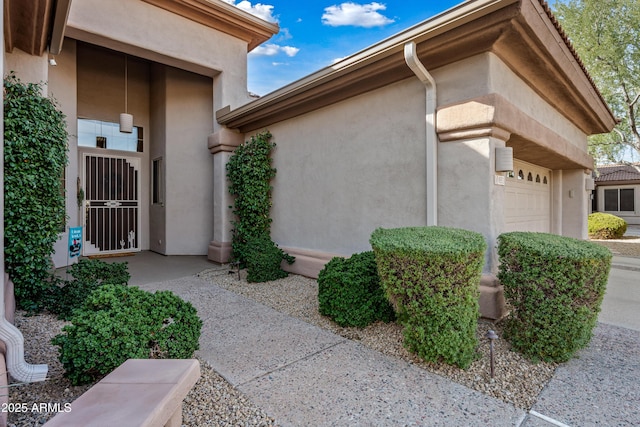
222, 1, 462, 95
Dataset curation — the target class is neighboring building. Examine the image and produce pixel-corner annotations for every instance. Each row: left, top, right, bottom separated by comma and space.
594, 164, 640, 225
2, 0, 616, 322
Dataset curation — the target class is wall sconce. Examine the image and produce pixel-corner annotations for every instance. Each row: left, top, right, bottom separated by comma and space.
585, 177, 595, 191
495, 147, 513, 172
119, 55, 133, 133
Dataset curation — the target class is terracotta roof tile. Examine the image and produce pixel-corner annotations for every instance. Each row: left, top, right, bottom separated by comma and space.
595, 164, 640, 182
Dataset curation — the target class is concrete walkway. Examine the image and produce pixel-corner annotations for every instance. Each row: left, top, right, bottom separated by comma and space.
118, 251, 639, 426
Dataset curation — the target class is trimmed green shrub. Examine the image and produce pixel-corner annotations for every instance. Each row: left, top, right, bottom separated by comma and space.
244, 234, 295, 283
370, 227, 486, 369
318, 251, 395, 328
498, 232, 612, 363
588, 212, 627, 239
46, 259, 130, 320
52, 284, 202, 385
4, 74, 68, 310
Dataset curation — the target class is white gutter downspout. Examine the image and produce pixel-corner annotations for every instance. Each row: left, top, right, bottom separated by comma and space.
0, 1, 48, 384
404, 41, 438, 226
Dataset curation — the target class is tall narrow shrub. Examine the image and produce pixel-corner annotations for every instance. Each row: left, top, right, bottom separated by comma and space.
226, 131, 277, 264
498, 232, 612, 362
4, 74, 68, 310
226, 131, 294, 279
370, 227, 486, 369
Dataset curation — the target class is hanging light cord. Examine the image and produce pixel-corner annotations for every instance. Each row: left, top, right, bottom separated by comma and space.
124, 55, 128, 113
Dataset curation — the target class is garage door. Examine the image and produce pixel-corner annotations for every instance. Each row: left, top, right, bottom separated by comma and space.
505, 160, 551, 233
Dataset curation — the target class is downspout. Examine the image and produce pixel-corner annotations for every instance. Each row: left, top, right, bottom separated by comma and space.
0, 2, 48, 384
404, 41, 437, 226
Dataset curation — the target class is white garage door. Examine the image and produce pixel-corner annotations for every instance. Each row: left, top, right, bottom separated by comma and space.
505, 160, 551, 233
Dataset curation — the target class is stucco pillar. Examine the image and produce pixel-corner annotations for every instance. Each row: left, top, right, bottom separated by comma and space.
207, 128, 243, 263
437, 126, 510, 320
560, 169, 590, 239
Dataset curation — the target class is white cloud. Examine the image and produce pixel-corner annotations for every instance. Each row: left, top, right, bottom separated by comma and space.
322, 2, 394, 28
280, 46, 300, 57
223, 0, 278, 23
250, 43, 300, 57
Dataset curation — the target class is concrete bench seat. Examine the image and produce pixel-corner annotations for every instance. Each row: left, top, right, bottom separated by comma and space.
44, 359, 200, 427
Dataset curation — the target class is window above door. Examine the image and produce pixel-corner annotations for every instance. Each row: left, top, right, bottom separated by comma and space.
78, 119, 143, 152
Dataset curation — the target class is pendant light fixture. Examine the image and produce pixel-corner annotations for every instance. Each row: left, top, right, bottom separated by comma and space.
119, 54, 133, 133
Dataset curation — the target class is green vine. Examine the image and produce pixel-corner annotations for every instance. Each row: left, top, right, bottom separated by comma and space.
4, 73, 69, 310
226, 131, 294, 276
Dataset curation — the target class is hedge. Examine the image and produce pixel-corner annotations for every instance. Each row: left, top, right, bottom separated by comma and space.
370, 226, 486, 369
498, 232, 612, 362
318, 251, 395, 328
588, 212, 627, 239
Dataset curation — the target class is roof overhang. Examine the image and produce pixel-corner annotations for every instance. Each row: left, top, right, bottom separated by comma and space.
142, 0, 278, 51
3, 0, 66, 56
217, 0, 617, 136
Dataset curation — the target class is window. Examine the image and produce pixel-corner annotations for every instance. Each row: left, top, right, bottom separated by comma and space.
620, 189, 635, 211
604, 188, 635, 212
527, 172, 533, 181
78, 119, 143, 152
152, 158, 163, 205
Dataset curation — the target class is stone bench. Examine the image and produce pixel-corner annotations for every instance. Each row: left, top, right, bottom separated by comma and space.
44, 359, 200, 427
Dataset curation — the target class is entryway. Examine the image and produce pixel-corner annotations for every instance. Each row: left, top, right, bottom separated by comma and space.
81, 151, 141, 255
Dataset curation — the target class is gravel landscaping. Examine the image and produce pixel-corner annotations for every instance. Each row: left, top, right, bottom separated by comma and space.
10, 235, 636, 426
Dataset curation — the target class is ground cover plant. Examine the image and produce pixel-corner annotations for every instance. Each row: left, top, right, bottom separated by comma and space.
52, 284, 202, 385
588, 212, 627, 239
46, 259, 130, 320
3, 74, 68, 310
318, 251, 395, 328
370, 226, 486, 369
498, 232, 612, 362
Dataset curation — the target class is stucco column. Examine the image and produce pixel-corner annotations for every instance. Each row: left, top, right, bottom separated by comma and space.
207, 128, 243, 263
559, 169, 590, 239
437, 125, 511, 320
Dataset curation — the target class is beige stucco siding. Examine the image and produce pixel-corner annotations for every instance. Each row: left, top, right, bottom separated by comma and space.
486, 53, 588, 152
163, 67, 214, 255
268, 79, 427, 256
66, 0, 251, 111
434, 53, 588, 156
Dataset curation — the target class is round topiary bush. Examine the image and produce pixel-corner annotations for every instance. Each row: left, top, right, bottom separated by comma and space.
588, 212, 627, 239
52, 284, 202, 385
318, 251, 395, 328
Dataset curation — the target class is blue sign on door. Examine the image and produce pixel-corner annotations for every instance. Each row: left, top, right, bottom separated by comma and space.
69, 227, 82, 258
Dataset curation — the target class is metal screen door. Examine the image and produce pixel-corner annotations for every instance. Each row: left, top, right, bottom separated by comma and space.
82, 153, 141, 255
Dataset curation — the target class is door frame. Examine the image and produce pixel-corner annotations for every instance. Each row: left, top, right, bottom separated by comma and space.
79, 148, 143, 255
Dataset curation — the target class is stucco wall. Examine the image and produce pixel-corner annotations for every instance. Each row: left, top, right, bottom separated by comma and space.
433, 53, 588, 153
162, 67, 214, 255
66, 0, 250, 112
49, 40, 80, 267
268, 79, 427, 256
3, 49, 48, 88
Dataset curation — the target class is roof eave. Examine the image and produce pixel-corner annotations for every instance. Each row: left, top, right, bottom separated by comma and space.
142, 0, 279, 51
218, 0, 616, 136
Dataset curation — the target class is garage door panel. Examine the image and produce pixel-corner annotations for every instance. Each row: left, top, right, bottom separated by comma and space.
505, 160, 551, 233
